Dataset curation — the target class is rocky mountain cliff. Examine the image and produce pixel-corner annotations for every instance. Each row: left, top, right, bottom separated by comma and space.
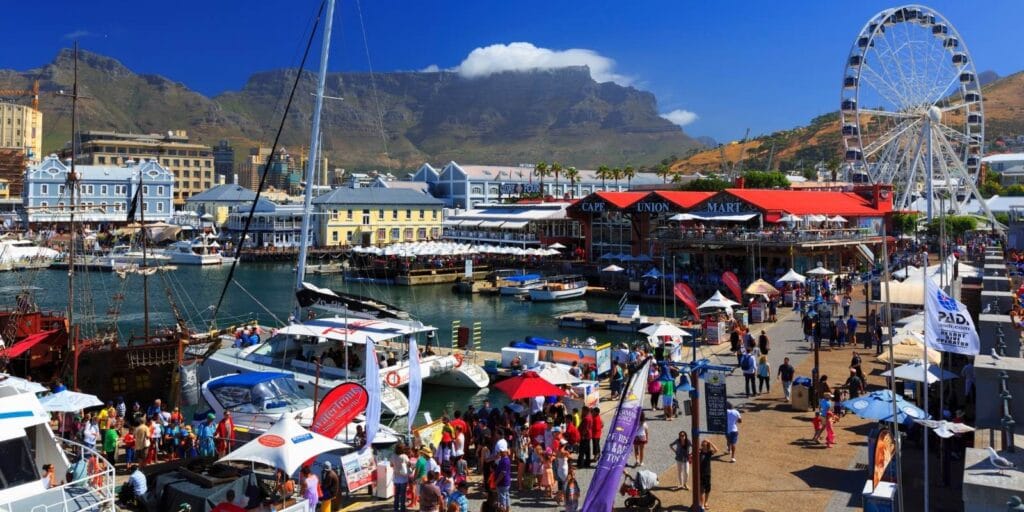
0, 49, 699, 169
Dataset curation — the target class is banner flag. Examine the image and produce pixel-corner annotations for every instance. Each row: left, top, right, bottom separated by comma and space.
673, 282, 701, 320
722, 271, 742, 304
311, 382, 369, 440
924, 277, 980, 355
362, 336, 381, 452
580, 359, 652, 512
407, 338, 422, 434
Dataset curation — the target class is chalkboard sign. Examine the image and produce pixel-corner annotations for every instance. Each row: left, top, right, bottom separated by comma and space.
705, 374, 728, 434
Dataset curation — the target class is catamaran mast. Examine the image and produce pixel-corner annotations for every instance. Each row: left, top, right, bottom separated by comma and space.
294, 0, 336, 320
65, 44, 80, 388
139, 170, 150, 343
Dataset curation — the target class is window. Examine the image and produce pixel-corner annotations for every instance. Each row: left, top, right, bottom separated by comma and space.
193, 160, 200, 167
114, 185, 126, 195
378, 209, 384, 220
362, 209, 370, 225
156, 202, 164, 212
392, 209, 398, 219
81, 185, 94, 194
100, 185, 108, 195
163, 159, 170, 166
57, 185, 64, 195
98, 156, 106, 164
377, 228, 386, 241
143, 202, 149, 212
406, 209, 411, 219
192, 181, 200, 188
419, 209, 425, 219
346, 210, 353, 220
183, 170, 191, 178
417, 228, 426, 239
332, 231, 339, 242
143, 186, 150, 195
390, 228, 400, 240
40, 184, 48, 195
432, 210, 438, 219
100, 201, 107, 211
173, 159, 180, 166
57, 201, 64, 210
431, 227, 440, 238
39, 201, 47, 207
157, 186, 165, 196
403, 228, 413, 240
0, 437, 38, 491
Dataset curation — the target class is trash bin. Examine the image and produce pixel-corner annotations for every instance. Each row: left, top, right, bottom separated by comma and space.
374, 461, 394, 499
792, 376, 812, 411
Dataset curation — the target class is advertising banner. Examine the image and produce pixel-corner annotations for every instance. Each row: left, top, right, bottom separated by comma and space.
704, 372, 728, 434
340, 449, 376, 491
924, 276, 980, 355
722, 271, 742, 303
311, 382, 368, 440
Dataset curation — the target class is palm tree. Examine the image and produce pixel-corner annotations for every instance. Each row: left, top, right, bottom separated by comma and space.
611, 167, 623, 188
551, 161, 563, 195
597, 165, 610, 187
656, 163, 672, 183
623, 165, 636, 189
534, 161, 549, 193
564, 166, 579, 197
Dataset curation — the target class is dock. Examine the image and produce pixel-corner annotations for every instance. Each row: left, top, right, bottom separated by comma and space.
554, 310, 682, 332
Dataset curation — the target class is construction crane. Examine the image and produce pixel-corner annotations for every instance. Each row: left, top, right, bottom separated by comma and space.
0, 80, 40, 110
734, 127, 751, 175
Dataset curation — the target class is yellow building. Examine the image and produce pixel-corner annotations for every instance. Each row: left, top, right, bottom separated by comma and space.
313, 187, 443, 247
0, 103, 42, 162
65, 130, 214, 206
0, 178, 10, 199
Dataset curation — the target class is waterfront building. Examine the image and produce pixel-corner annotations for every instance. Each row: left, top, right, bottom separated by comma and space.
61, 130, 214, 206
0, 102, 42, 163
224, 198, 314, 248
184, 184, 257, 226
212, 140, 235, 184
983, 153, 1024, 185
443, 201, 583, 249
235, 146, 297, 192
313, 187, 443, 247
411, 161, 660, 208
25, 155, 174, 224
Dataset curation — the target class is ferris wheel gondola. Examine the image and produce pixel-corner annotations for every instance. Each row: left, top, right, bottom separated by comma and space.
840, 5, 996, 223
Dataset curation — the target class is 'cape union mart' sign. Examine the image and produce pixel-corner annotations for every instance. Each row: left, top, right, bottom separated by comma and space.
703, 201, 750, 214
579, 202, 606, 213
633, 201, 671, 214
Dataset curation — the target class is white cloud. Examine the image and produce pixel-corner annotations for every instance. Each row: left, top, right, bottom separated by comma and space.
454, 42, 631, 85
420, 64, 441, 73
661, 109, 699, 127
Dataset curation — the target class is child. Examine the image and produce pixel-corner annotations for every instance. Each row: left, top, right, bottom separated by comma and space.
123, 430, 136, 468
541, 450, 555, 499
825, 411, 837, 448
811, 412, 824, 444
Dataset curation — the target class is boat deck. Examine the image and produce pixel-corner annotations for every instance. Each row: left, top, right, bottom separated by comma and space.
555, 310, 688, 332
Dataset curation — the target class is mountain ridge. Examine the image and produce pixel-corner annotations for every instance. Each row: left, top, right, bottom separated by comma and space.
0, 49, 700, 170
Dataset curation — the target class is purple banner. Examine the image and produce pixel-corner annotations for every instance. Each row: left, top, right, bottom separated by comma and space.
581, 359, 652, 512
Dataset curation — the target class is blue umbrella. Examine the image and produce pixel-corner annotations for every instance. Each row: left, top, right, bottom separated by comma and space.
841, 389, 929, 425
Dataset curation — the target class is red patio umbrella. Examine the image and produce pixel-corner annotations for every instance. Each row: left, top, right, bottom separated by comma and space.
494, 371, 566, 400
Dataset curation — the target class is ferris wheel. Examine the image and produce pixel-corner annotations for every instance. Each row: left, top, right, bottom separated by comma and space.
840, 5, 993, 221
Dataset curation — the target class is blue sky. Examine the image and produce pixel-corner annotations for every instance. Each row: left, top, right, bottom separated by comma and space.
3, 0, 1022, 143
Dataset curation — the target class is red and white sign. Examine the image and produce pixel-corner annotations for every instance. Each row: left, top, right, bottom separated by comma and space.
311, 383, 369, 440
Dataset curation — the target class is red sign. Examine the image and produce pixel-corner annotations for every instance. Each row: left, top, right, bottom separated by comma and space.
722, 271, 742, 303
311, 383, 369, 440
673, 283, 700, 320
258, 434, 285, 448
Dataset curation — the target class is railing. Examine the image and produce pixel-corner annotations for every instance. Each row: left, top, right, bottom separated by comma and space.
443, 229, 539, 243
618, 292, 629, 312
0, 437, 116, 512
653, 227, 879, 244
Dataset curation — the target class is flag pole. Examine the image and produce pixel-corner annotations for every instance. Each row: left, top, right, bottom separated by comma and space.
880, 219, 904, 512
922, 247, 930, 511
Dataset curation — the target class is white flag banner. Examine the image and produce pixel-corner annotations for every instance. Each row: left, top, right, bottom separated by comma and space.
363, 336, 381, 452
924, 277, 980, 355
407, 338, 422, 435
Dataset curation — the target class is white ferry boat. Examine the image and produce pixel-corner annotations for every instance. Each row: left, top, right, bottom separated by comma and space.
201, 316, 489, 417
163, 236, 224, 265
0, 374, 115, 511
529, 274, 589, 301
498, 273, 547, 295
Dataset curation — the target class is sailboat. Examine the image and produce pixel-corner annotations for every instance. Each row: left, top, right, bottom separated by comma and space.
201, 0, 488, 418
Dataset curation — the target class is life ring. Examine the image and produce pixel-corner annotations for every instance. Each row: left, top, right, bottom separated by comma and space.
454, 353, 464, 368
386, 371, 401, 387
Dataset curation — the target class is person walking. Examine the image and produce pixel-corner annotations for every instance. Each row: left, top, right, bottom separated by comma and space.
577, 408, 592, 468
390, 443, 410, 512
661, 375, 676, 420
495, 449, 512, 510
845, 368, 865, 399
842, 293, 852, 317
846, 314, 858, 345
777, 357, 795, 402
699, 439, 718, 511
590, 407, 603, 459
757, 330, 770, 355
756, 355, 771, 394
740, 350, 757, 397
321, 461, 340, 512
299, 466, 319, 510
725, 402, 741, 462
632, 413, 649, 466
669, 430, 690, 490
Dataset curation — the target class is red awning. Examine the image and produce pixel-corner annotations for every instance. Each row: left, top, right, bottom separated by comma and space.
1, 330, 59, 359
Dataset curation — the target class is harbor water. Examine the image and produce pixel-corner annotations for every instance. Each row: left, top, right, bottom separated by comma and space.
1, 264, 677, 424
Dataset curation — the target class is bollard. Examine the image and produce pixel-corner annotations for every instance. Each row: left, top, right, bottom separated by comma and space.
998, 326, 1007, 358
999, 370, 1016, 452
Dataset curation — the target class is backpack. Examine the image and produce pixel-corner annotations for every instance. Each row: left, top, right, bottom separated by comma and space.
740, 354, 754, 372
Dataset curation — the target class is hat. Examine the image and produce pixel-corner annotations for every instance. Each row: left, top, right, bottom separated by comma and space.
323, 461, 333, 470
560, 438, 568, 445
552, 426, 562, 432
421, 446, 433, 456
207, 413, 216, 420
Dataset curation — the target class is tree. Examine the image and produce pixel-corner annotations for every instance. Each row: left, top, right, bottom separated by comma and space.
825, 158, 841, 182
742, 170, 790, 189
891, 212, 919, 235
597, 165, 610, 187
926, 215, 977, 239
611, 167, 623, 188
980, 171, 1004, 198
683, 177, 731, 191
551, 161, 563, 191
656, 163, 672, 183
623, 165, 636, 189
563, 166, 579, 197
801, 167, 819, 181
1005, 184, 1024, 197
534, 161, 549, 188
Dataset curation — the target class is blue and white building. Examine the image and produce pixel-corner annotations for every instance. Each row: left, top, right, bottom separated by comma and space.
411, 161, 662, 208
224, 198, 315, 248
24, 155, 174, 224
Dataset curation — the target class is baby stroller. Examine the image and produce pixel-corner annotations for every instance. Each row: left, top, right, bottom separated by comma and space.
619, 469, 661, 510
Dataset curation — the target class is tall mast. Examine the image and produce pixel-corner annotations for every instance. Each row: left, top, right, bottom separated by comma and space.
66, 44, 80, 388
139, 170, 150, 343
294, 0, 336, 318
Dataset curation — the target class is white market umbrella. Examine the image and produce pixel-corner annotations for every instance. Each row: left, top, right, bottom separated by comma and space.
536, 364, 581, 386
776, 268, 806, 284
642, 268, 663, 279
698, 290, 740, 310
39, 390, 104, 412
548, 242, 567, 250
829, 215, 848, 223
806, 266, 835, 276
0, 374, 47, 394
602, 264, 624, 272
913, 419, 976, 439
217, 416, 350, 475
778, 213, 803, 223
879, 360, 958, 385
639, 321, 691, 339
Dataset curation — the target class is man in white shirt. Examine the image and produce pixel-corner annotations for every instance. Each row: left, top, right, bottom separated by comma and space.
531, 395, 545, 417
725, 403, 742, 463
82, 417, 99, 450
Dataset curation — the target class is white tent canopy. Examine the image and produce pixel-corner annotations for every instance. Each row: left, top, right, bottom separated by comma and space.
601, 264, 624, 272
536, 363, 582, 386
217, 416, 350, 475
639, 321, 692, 339
776, 268, 806, 284
806, 266, 835, 276
778, 213, 803, 223
829, 215, 848, 223
879, 360, 958, 384
39, 390, 104, 412
698, 290, 740, 310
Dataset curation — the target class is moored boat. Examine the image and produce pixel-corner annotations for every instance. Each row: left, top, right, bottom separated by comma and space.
529, 274, 589, 301
498, 273, 547, 295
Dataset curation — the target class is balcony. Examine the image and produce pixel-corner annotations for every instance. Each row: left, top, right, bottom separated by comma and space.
443, 228, 540, 244
654, 226, 881, 247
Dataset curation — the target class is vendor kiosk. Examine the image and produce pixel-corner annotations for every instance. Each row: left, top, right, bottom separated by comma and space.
704, 316, 728, 345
